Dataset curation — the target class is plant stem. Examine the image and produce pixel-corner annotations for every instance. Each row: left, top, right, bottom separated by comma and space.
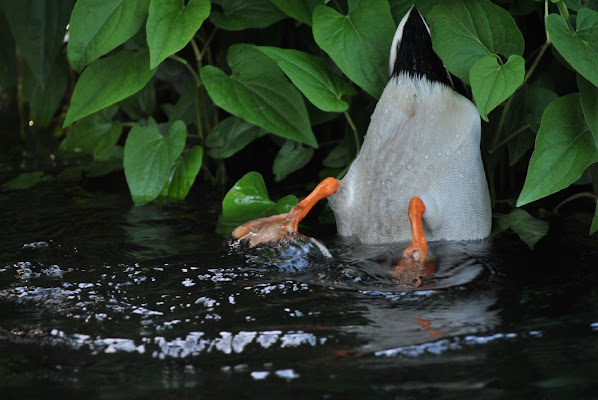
170, 55, 201, 87
489, 124, 530, 153
554, 192, 598, 213
199, 28, 218, 60
490, 41, 551, 149
344, 110, 360, 154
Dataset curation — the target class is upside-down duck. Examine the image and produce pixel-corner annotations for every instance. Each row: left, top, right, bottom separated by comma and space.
231, 7, 492, 279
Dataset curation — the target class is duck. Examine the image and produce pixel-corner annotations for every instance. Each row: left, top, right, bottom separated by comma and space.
231, 7, 492, 277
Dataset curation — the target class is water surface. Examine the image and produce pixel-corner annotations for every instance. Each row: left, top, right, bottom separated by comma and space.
1, 182, 597, 398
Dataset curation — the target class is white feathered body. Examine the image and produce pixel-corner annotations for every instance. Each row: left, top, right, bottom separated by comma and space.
328, 74, 491, 244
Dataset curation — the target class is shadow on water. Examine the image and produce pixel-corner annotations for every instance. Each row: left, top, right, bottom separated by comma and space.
1, 183, 598, 398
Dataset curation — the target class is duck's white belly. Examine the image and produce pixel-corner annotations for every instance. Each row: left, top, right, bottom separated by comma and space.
328, 77, 491, 244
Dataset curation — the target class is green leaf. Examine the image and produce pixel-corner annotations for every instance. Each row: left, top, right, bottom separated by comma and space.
159, 145, 203, 200
323, 136, 354, 168
257, 47, 355, 113
123, 118, 186, 205
591, 202, 598, 235
517, 94, 598, 206
273, 140, 314, 182
218, 171, 298, 232
64, 49, 157, 126
67, 0, 149, 72
2, 171, 45, 190
221, 171, 276, 220
206, 117, 266, 159
428, 0, 524, 83
146, 0, 210, 69
578, 74, 598, 148
60, 106, 122, 156
86, 146, 124, 177
120, 82, 157, 120
495, 208, 549, 249
22, 56, 67, 127
313, 0, 395, 99
470, 54, 525, 121
201, 44, 317, 147
546, 8, 598, 87
1, 0, 73, 89
210, 0, 286, 30
526, 86, 559, 132
271, 0, 323, 25
162, 85, 197, 126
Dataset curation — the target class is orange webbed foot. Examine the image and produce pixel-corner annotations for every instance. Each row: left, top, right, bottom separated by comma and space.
230, 177, 340, 248
394, 197, 433, 286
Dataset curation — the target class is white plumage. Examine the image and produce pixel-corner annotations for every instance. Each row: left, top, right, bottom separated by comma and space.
328, 8, 491, 244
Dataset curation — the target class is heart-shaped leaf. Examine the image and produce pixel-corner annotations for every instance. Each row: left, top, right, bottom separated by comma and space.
258, 47, 355, 113
271, 0, 323, 25
273, 140, 314, 182
67, 0, 149, 72
206, 117, 266, 159
210, 0, 286, 30
546, 8, 598, 87
578, 74, 598, 148
428, 0, 524, 83
64, 50, 157, 126
312, 0, 395, 99
495, 208, 549, 249
123, 118, 186, 205
219, 171, 299, 232
470, 54, 525, 121
517, 93, 598, 206
159, 145, 203, 200
146, 0, 210, 69
201, 44, 317, 147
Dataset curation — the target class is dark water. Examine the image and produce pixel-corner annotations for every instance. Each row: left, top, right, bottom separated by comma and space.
1, 182, 597, 399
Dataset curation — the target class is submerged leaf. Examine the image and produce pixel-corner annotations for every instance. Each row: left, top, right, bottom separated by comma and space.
312, 0, 395, 99
67, 0, 149, 72
546, 8, 598, 87
123, 119, 186, 205
146, 0, 210, 68
201, 44, 317, 147
495, 208, 549, 249
470, 54, 525, 121
258, 47, 355, 113
428, 0, 524, 83
64, 50, 157, 126
517, 94, 598, 206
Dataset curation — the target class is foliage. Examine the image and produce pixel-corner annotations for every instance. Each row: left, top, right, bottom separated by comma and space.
1, 0, 598, 244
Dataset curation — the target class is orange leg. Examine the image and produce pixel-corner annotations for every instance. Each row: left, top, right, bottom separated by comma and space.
394, 197, 431, 285
231, 177, 340, 247
402, 197, 428, 264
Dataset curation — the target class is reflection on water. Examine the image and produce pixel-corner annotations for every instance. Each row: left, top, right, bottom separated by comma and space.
1, 184, 598, 398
